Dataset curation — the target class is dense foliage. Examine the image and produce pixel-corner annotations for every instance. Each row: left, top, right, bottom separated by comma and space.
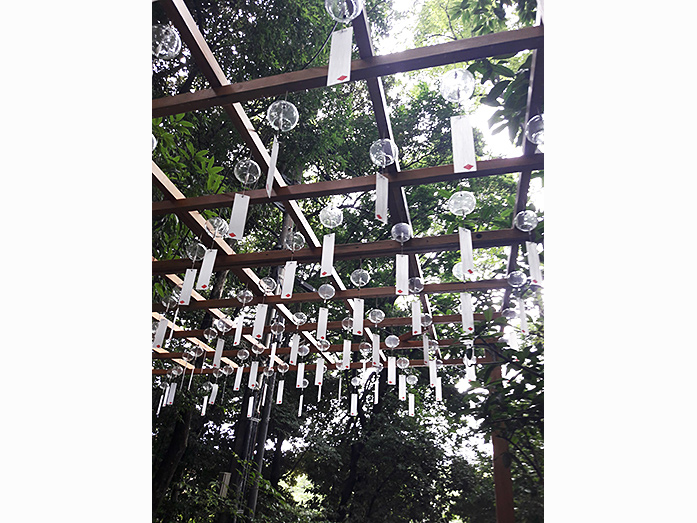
152, 1, 543, 522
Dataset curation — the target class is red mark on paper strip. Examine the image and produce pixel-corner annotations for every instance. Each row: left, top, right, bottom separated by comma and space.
337, 75, 347, 81
468, 269, 473, 274
229, 232, 236, 238
357, 330, 361, 335
464, 164, 473, 170
376, 214, 382, 220
285, 294, 291, 298
202, 284, 207, 289
180, 300, 185, 304
321, 271, 327, 276
397, 289, 403, 294
156, 344, 160, 348
468, 327, 473, 331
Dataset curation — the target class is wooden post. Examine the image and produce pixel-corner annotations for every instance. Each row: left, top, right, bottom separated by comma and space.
490, 364, 515, 523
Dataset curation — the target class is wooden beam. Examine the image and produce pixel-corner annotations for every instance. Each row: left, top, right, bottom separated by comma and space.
153, 279, 509, 311
170, 312, 501, 338
153, 155, 543, 216
152, 228, 528, 275
152, 26, 544, 117
153, 355, 495, 374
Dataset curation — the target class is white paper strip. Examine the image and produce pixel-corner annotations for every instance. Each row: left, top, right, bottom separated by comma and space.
320, 233, 335, 278
315, 357, 325, 386
298, 393, 304, 417
208, 383, 219, 405
526, 241, 544, 286
387, 356, 396, 385
352, 298, 364, 336
411, 300, 422, 336
518, 297, 528, 335
342, 339, 351, 370
289, 333, 300, 365
153, 318, 168, 349
247, 396, 254, 418
266, 136, 279, 198
395, 254, 409, 296
408, 393, 415, 416
280, 260, 297, 299
269, 342, 277, 367
196, 248, 218, 290
375, 172, 388, 224
233, 315, 243, 346
460, 292, 475, 333
248, 361, 259, 389
160, 385, 170, 411
166, 382, 177, 405
350, 393, 358, 416
213, 338, 225, 368
399, 374, 407, 400
428, 359, 437, 387
233, 365, 244, 391
227, 193, 250, 240
317, 383, 323, 402
451, 114, 477, 172
458, 227, 475, 277
276, 379, 285, 404
374, 378, 379, 404
466, 363, 476, 383
327, 27, 353, 86
296, 362, 305, 388
317, 307, 329, 341
372, 333, 380, 365
179, 268, 197, 306
201, 396, 208, 416
422, 334, 430, 362
261, 383, 268, 407
435, 377, 443, 401
252, 303, 268, 341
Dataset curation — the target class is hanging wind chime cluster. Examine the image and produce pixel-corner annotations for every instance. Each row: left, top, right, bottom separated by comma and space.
153, 3, 543, 419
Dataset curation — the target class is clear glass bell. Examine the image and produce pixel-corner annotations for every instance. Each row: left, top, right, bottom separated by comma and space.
297, 344, 310, 357
193, 347, 205, 358
152, 134, 157, 153
318, 283, 336, 300
184, 239, 207, 261
237, 348, 250, 361
341, 316, 354, 331
301, 378, 310, 389
367, 308, 385, 324
420, 314, 433, 327
285, 232, 306, 252
408, 277, 424, 294
452, 262, 465, 281
236, 288, 254, 305
525, 114, 544, 151
262, 366, 275, 377
502, 307, 518, 320
385, 335, 400, 348
390, 223, 412, 244
277, 362, 290, 374
200, 381, 213, 394
514, 210, 538, 232
319, 205, 343, 228
250, 344, 265, 355
203, 328, 218, 341
152, 24, 182, 60
292, 312, 308, 326
213, 317, 233, 333
447, 191, 476, 216
182, 351, 195, 362
324, 0, 364, 23
439, 68, 475, 104
318, 339, 331, 350
171, 366, 184, 377
406, 374, 418, 385
205, 216, 228, 238
266, 100, 299, 132
358, 342, 372, 358
222, 365, 234, 376
396, 357, 409, 369
350, 269, 370, 288
213, 368, 224, 379
234, 159, 261, 186
350, 376, 361, 387
270, 320, 285, 335
258, 276, 277, 293
507, 270, 527, 288
369, 138, 399, 168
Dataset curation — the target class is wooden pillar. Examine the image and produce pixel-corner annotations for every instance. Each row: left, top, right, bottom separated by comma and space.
490, 364, 515, 523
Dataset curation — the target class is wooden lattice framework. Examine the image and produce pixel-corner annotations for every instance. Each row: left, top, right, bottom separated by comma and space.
152, 1, 543, 521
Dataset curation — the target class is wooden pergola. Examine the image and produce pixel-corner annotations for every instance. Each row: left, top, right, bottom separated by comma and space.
152, 1, 543, 521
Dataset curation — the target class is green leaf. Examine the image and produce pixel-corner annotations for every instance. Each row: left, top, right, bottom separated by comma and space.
486, 80, 510, 101
484, 308, 493, 322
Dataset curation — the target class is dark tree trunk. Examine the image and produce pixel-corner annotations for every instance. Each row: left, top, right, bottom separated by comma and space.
246, 372, 276, 516
152, 407, 194, 515
269, 433, 286, 488
336, 441, 365, 521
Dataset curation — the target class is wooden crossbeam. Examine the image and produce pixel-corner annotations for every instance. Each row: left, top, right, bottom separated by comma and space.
152, 228, 528, 276
153, 155, 543, 216
153, 279, 509, 312
152, 26, 544, 117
